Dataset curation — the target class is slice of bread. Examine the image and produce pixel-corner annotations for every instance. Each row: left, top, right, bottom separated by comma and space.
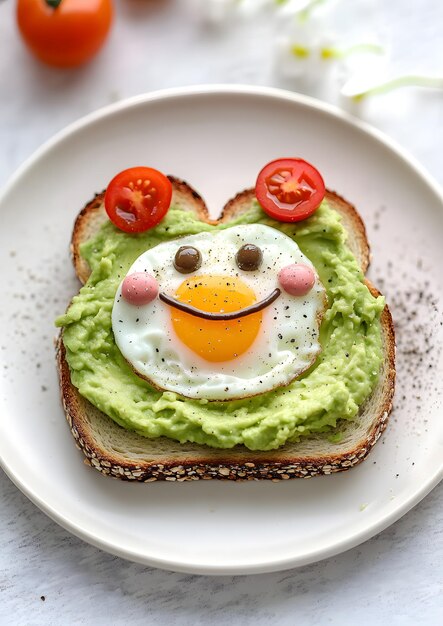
58, 178, 395, 481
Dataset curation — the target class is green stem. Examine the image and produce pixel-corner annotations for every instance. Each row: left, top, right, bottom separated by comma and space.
298, 0, 328, 23
321, 43, 385, 60
351, 75, 443, 101
46, 0, 62, 9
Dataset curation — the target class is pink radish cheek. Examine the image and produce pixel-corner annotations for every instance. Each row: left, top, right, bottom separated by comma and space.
121, 272, 158, 305
278, 263, 316, 296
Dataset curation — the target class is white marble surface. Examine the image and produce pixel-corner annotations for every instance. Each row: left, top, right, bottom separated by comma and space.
1, 0, 442, 623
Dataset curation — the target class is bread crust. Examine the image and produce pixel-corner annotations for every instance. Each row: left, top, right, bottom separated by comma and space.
59, 179, 395, 481
72, 177, 211, 284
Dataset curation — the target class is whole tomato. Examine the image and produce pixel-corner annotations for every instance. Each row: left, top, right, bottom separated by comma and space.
17, 0, 114, 68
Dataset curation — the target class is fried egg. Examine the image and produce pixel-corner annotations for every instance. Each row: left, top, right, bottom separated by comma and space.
112, 224, 326, 400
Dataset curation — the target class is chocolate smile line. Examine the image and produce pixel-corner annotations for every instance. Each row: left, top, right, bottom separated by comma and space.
159, 288, 281, 321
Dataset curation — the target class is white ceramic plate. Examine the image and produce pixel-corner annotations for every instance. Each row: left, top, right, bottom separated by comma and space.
1, 86, 442, 575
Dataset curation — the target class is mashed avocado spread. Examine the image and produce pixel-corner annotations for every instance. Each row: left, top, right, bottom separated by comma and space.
56, 200, 384, 451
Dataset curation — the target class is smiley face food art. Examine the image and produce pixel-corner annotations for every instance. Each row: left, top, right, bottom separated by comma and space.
56, 158, 392, 471
112, 224, 326, 400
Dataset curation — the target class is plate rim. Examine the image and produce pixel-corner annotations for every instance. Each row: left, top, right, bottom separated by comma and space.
1, 84, 442, 575
2, 459, 442, 575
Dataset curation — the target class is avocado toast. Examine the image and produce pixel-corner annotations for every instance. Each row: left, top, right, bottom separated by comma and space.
56, 175, 395, 481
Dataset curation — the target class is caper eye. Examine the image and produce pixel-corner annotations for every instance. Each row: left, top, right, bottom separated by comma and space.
174, 246, 202, 274
235, 244, 263, 271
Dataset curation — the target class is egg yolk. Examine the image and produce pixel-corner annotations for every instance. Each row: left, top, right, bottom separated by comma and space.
171, 275, 262, 362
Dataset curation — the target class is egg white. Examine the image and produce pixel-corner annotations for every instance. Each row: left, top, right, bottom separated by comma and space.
112, 224, 326, 400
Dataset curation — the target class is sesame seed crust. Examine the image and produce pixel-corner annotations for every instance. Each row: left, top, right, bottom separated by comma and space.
66, 411, 389, 482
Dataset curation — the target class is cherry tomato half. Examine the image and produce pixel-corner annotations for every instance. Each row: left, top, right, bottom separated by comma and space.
104, 167, 173, 234
17, 0, 113, 68
255, 158, 325, 223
